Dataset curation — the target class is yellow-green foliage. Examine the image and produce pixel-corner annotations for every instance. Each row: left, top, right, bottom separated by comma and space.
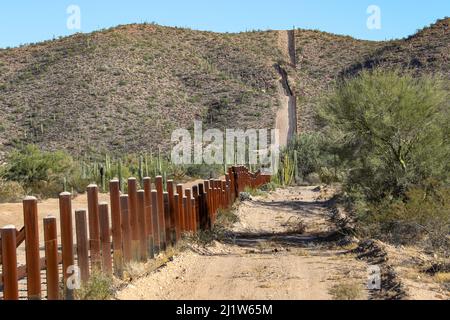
276, 153, 295, 186
318, 69, 450, 201
0, 144, 225, 199
76, 272, 114, 300
0, 179, 25, 203
329, 281, 364, 300
1, 145, 75, 198
360, 183, 450, 251
244, 186, 265, 197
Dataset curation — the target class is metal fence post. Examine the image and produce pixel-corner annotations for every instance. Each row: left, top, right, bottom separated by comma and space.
87, 184, 101, 270
137, 190, 148, 262
173, 193, 180, 241
151, 190, 160, 254
192, 186, 199, 233
110, 179, 123, 277
128, 178, 140, 261
23, 196, 41, 300
99, 203, 112, 274
59, 192, 74, 300
120, 195, 132, 264
155, 176, 166, 251
75, 210, 90, 283
167, 180, 176, 245
43, 216, 59, 300
163, 192, 171, 246
185, 189, 192, 232
176, 184, 185, 233
1, 225, 19, 300
182, 196, 187, 235
198, 183, 207, 230
143, 178, 154, 259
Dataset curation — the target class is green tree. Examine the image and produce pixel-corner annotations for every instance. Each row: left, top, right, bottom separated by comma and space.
317, 69, 450, 201
1, 145, 75, 197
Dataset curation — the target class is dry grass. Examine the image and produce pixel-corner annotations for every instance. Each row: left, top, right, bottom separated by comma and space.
329, 281, 364, 300
123, 246, 180, 281
294, 248, 310, 257
434, 272, 450, 284
75, 271, 115, 300
0, 179, 24, 202
256, 240, 278, 252
339, 243, 359, 251
183, 206, 240, 246
281, 216, 306, 234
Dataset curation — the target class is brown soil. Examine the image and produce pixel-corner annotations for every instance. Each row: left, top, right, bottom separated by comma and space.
117, 186, 370, 300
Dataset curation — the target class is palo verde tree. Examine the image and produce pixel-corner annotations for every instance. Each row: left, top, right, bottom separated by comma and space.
317, 69, 450, 201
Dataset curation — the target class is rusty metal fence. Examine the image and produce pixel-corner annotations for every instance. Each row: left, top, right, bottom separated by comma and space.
0, 166, 270, 300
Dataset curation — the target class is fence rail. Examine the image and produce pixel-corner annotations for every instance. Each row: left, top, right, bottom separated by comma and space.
0, 166, 270, 300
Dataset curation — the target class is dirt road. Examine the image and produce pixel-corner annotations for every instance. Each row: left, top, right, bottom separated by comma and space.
117, 186, 369, 300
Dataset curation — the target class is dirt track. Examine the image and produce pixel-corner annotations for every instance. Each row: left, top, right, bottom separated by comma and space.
117, 186, 369, 300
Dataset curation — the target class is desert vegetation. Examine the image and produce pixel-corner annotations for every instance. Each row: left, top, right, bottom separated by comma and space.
0, 18, 447, 161
0, 16, 448, 300
0, 144, 224, 200
278, 69, 449, 256
0, 24, 285, 160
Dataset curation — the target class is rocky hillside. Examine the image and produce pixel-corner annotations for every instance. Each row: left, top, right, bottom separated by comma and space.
293, 17, 449, 133
292, 30, 384, 133
0, 18, 448, 159
0, 25, 284, 159
342, 18, 450, 78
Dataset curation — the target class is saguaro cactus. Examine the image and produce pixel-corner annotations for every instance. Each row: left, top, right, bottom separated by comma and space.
118, 160, 123, 192
138, 155, 144, 187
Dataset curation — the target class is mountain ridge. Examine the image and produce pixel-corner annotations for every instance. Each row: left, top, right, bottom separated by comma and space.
0, 18, 448, 160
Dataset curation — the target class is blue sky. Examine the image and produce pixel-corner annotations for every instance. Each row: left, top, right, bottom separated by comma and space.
0, 0, 449, 48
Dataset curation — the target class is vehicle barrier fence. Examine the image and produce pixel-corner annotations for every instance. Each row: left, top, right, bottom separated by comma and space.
0, 166, 270, 300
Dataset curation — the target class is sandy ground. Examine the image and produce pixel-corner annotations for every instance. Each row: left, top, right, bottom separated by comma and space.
117, 186, 370, 300
383, 244, 450, 300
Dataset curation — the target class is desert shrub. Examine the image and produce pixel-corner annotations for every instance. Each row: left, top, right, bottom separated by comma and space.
358, 184, 450, 252
317, 69, 450, 250
275, 133, 340, 186
191, 207, 239, 245
184, 164, 223, 180
260, 181, 278, 192
288, 133, 326, 179
76, 271, 114, 300
304, 172, 321, 185
1, 145, 75, 198
0, 179, 25, 203
318, 167, 339, 185
66, 165, 92, 194
244, 186, 266, 197
329, 281, 363, 300
317, 69, 450, 201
